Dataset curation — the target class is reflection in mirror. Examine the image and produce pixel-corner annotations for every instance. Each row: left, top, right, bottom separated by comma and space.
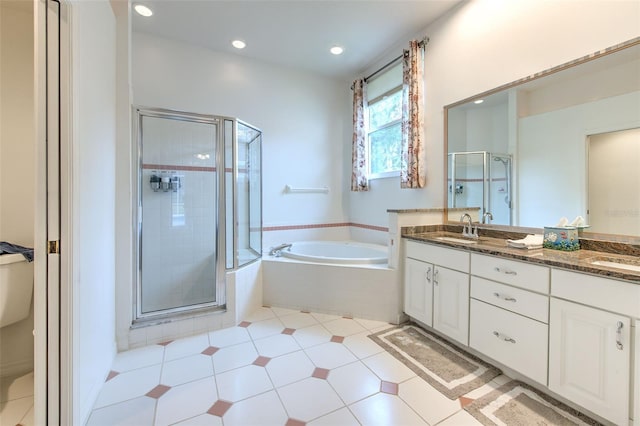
445, 39, 640, 238
588, 128, 640, 235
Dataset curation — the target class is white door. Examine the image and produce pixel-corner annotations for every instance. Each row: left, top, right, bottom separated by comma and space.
433, 266, 469, 345
588, 128, 640, 235
549, 298, 630, 426
404, 258, 433, 326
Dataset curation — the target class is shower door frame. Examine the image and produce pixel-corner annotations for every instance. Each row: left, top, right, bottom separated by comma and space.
132, 107, 228, 323
448, 150, 513, 225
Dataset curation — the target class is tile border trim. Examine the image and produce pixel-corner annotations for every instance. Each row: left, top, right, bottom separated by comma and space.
263, 222, 388, 232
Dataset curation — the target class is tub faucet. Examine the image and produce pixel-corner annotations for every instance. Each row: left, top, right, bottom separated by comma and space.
482, 211, 493, 224
460, 213, 478, 239
269, 243, 292, 257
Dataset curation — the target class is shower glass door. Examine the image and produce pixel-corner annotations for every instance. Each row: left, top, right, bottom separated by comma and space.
137, 109, 221, 317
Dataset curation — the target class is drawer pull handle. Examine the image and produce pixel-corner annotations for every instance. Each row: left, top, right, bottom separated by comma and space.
425, 267, 432, 283
493, 331, 516, 344
494, 267, 517, 275
616, 321, 624, 350
434, 269, 439, 286
493, 292, 516, 302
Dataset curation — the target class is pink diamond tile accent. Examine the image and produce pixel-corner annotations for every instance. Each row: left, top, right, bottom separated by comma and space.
330, 335, 345, 343
459, 396, 474, 408
105, 370, 119, 382
238, 321, 251, 328
202, 346, 220, 356
208, 400, 233, 417
380, 381, 399, 395
253, 356, 271, 367
157, 340, 173, 346
312, 367, 330, 380
146, 384, 171, 399
282, 328, 296, 335
286, 419, 306, 426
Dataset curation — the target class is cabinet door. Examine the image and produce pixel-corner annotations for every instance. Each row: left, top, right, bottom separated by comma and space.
433, 266, 469, 345
404, 258, 433, 326
549, 298, 630, 426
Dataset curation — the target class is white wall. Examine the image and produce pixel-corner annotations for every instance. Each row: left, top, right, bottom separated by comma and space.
348, 0, 640, 227
0, 0, 35, 377
71, 1, 117, 423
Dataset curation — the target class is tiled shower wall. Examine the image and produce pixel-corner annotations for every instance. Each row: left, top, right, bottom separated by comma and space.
140, 117, 218, 314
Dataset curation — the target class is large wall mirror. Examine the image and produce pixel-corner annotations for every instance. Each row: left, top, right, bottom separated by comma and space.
445, 38, 640, 239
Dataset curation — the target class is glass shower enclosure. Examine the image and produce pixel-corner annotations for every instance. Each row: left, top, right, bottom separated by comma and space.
134, 107, 262, 322
448, 151, 512, 225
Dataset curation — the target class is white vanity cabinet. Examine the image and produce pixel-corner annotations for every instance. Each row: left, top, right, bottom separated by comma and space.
404, 257, 433, 326
433, 266, 470, 345
469, 254, 550, 385
549, 269, 638, 426
404, 240, 470, 345
403, 238, 640, 425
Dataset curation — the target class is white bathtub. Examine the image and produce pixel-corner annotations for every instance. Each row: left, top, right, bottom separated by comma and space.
263, 241, 404, 324
279, 241, 387, 265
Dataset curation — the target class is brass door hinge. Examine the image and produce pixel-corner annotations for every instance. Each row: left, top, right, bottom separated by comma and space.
48, 240, 60, 254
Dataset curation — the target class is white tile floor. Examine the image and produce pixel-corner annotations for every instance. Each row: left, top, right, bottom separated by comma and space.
87, 307, 509, 426
0, 370, 35, 426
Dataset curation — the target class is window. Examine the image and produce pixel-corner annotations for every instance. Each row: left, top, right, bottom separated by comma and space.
366, 63, 403, 179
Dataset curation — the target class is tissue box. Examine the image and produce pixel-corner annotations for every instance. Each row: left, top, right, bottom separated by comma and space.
543, 227, 580, 251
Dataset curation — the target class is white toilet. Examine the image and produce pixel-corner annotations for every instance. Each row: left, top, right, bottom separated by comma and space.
0, 253, 34, 328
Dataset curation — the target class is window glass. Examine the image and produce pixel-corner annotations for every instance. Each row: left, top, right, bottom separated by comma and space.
367, 83, 402, 178
369, 123, 402, 174
368, 90, 402, 129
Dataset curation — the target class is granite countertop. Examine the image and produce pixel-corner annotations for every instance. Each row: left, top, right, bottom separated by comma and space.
404, 230, 640, 284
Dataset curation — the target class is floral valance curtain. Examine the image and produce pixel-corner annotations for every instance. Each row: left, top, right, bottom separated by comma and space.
401, 40, 425, 188
351, 78, 369, 191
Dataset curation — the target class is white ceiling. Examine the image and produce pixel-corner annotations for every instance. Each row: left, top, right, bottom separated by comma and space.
132, 0, 463, 80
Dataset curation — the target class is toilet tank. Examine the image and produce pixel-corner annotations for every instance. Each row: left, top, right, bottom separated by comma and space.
0, 253, 34, 328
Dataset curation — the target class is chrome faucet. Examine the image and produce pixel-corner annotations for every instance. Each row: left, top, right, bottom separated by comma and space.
460, 213, 478, 239
269, 243, 292, 257
482, 211, 493, 224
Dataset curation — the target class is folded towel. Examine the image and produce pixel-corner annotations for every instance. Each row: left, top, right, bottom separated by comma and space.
0, 241, 34, 262
569, 216, 586, 227
507, 234, 544, 249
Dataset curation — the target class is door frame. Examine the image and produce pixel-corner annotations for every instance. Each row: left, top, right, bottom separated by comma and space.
34, 0, 71, 423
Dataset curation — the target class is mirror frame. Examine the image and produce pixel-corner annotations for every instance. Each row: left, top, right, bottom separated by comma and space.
442, 37, 640, 242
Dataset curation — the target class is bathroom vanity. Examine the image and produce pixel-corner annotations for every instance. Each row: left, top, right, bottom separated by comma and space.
401, 231, 640, 426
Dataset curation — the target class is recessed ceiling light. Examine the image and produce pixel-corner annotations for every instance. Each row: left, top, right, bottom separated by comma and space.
474, 99, 484, 104
232, 40, 246, 49
330, 46, 344, 55
134, 4, 153, 17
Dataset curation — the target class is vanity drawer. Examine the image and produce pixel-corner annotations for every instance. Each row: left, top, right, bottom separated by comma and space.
406, 240, 469, 273
551, 269, 640, 318
471, 253, 549, 294
471, 276, 549, 323
470, 299, 548, 385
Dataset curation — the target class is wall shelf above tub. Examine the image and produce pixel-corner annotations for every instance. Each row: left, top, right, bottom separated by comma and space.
284, 185, 329, 194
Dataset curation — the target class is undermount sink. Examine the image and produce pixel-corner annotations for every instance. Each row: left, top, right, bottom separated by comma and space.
591, 260, 640, 273
435, 236, 478, 244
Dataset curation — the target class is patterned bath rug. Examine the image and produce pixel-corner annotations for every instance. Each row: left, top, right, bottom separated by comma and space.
464, 380, 603, 426
368, 324, 501, 399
